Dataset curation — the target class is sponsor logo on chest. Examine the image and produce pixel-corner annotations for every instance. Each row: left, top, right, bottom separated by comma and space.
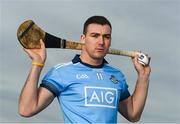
84, 86, 118, 108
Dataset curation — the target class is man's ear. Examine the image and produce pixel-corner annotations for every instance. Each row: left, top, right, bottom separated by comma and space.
80, 34, 85, 44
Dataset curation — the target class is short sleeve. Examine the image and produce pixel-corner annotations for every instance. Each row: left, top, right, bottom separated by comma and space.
119, 73, 130, 101
119, 82, 130, 101
40, 67, 65, 97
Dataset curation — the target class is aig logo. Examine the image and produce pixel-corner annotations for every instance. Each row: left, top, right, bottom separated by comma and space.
76, 74, 89, 79
84, 86, 118, 108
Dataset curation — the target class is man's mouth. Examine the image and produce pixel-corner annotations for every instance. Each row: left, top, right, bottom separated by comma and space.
95, 48, 105, 52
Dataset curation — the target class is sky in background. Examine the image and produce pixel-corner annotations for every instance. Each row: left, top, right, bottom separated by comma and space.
0, 0, 180, 123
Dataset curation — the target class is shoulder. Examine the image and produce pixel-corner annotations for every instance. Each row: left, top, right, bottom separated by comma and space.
104, 63, 123, 73
45, 62, 73, 75
54, 62, 72, 69
51, 62, 74, 71
104, 63, 126, 80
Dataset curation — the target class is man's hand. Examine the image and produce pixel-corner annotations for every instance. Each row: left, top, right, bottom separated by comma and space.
23, 39, 46, 64
132, 55, 151, 77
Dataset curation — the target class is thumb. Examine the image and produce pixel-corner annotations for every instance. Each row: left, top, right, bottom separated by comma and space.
40, 39, 45, 49
132, 55, 138, 65
23, 48, 36, 59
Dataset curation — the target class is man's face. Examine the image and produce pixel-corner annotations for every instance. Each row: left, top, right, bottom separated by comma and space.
81, 24, 111, 60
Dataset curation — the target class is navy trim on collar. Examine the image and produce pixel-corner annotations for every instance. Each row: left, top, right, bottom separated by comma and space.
72, 54, 108, 68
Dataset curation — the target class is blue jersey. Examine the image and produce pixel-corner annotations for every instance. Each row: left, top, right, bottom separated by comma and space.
41, 55, 130, 123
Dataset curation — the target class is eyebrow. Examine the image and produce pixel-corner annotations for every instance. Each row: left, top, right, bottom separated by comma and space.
90, 32, 111, 36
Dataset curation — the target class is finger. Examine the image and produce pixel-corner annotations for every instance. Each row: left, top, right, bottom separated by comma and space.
132, 55, 139, 64
23, 48, 30, 54
40, 39, 45, 48
23, 48, 36, 57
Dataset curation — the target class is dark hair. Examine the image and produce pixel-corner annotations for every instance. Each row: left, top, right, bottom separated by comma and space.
83, 16, 112, 34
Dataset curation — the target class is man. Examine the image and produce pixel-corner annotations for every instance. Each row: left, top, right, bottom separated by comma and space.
19, 16, 151, 123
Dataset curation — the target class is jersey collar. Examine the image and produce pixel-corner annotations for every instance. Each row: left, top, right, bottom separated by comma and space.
72, 54, 108, 68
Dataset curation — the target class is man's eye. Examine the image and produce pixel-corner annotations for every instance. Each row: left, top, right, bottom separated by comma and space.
104, 35, 111, 39
92, 34, 99, 38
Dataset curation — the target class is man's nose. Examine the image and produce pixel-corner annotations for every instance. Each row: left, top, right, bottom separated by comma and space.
98, 36, 105, 45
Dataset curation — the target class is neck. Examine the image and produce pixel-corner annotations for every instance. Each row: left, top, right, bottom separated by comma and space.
80, 53, 103, 66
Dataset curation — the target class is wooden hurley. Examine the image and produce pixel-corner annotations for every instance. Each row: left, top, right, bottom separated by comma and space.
17, 20, 141, 57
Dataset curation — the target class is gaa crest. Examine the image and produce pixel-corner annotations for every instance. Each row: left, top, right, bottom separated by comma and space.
110, 75, 119, 84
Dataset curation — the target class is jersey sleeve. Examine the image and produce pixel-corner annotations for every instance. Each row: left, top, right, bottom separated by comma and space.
40, 67, 65, 97
119, 73, 130, 101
